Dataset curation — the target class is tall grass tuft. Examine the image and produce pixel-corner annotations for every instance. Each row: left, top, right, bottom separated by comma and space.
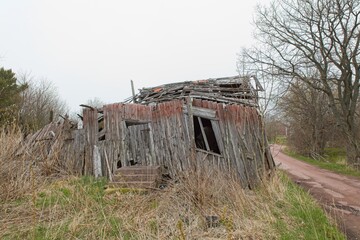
0, 126, 37, 201
0, 126, 68, 202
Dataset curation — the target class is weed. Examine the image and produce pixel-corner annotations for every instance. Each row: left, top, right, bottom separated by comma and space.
148, 219, 158, 235
177, 220, 186, 240
271, 173, 344, 240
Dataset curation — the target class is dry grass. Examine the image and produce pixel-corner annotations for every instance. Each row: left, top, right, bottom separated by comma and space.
1, 170, 280, 239
0, 126, 40, 201
0, 128, 345, 239
0, 126, 69, 202
1, 170, 345, 240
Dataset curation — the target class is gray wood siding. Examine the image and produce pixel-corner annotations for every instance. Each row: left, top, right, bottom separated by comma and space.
80, 99, 274, 188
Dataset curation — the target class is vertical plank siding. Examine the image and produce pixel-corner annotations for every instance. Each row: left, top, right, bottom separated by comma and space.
151, 100, 188, 176
79, 99, 274, 188
15, 77, 271, 186
191, 99, 274, 187
83, 108, 98, 175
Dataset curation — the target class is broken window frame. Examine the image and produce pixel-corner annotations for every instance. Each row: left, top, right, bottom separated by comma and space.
194, 116, 222, 155
183, 105, 224, 156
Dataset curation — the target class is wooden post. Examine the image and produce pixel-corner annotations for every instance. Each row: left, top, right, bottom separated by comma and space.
131, 80, 136, 103
104, 149, 113, 181
93, 145, 102, 177
83, 108, 98, 175
186, 97, 197, 170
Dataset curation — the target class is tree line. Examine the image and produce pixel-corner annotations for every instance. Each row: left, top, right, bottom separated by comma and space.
240, 0, 360, 169
0, 67, 67, 134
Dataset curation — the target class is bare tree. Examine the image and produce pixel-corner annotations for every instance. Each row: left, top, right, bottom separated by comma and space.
246, 0, 360, 168
85, 97, 105, 108
279, 80, 337, 157
18, 73, 68, 132
237, 48, 286, 118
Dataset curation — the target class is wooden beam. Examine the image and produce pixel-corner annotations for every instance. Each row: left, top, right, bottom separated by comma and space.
195, 148, 223, 158
186, 97, 197, 169
197, 117, 210, 151
183, 105, 217, 120
80, 104, 95, 110
124, 120, 151, 127
131, 80, 136, 103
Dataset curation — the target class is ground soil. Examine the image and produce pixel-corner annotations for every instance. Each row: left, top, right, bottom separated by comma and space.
271, 144, 360, 240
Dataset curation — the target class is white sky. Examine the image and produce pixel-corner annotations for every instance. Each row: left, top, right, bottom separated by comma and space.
0, 0, 268, 113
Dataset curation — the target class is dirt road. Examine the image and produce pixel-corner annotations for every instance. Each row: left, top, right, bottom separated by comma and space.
271, 145, 360, 240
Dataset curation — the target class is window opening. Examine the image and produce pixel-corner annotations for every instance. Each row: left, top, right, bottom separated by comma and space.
193, 116, 220, 154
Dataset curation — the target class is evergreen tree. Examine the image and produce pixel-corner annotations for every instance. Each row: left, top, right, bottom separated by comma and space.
0, 68, 27, 126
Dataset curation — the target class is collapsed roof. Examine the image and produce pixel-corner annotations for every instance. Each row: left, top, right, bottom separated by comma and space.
125, 75, 263, 106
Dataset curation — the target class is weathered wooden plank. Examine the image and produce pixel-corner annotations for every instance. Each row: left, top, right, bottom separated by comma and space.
210, 120, 224, 154
182, 105, 217, 119
93, 145, 102, 177
214, 102, 228, 171
186, 97, 196, 169
71, 129, 85, 174
166, 102, 178, 170
177, 105, 190, 169
225, 105, 248, 187
83, 108, 98, 175
235, 105, 256, 188
155, 103, 168, 169
152, 105, 162, 167
148, 127, 157, 166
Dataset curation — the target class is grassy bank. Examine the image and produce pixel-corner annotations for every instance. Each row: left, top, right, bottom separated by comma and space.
0, 171, 345, 239
0, 128, 345, 239
285, 148, 360, 178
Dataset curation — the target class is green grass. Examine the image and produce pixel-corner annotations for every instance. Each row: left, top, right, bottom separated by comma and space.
275, 136, 288, 145
272, 173, 344, 240
285, 147, 360, 178
0, 173, 345, 239
268, 135, 287, 145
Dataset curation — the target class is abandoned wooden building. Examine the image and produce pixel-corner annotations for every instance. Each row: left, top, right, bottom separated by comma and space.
21, 75, 274, 189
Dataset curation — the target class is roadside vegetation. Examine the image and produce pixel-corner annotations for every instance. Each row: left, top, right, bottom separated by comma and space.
0, 129, 345, 239
269, 135, 360, 178
0, 173, 345, 239
284, 147, 360, 179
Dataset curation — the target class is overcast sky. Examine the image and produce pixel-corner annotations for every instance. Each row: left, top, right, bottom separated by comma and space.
0, 0, 268, 112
